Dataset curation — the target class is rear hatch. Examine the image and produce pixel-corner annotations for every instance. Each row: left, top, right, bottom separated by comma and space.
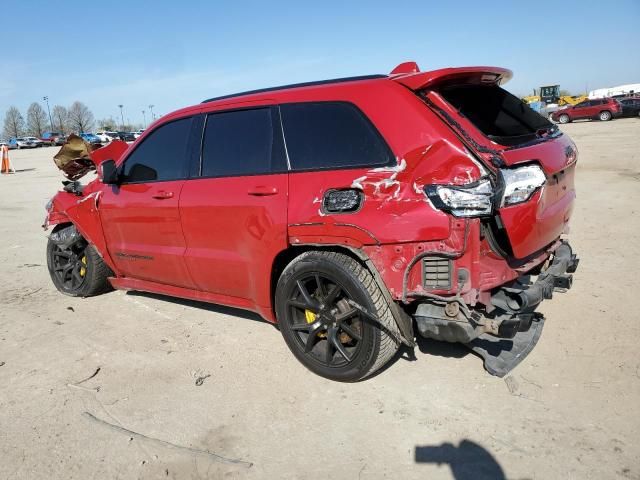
393, 67, 577, 259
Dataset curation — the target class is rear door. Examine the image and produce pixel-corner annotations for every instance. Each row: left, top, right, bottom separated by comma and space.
573, 100, 595, 119
99, 116, 197, 288
180, 106, 288, 310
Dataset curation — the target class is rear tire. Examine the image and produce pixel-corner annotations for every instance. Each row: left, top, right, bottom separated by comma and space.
47, 224, 113, 297
275, 251, 400, 382
599, 110, 612, 121
558, 114, 570, 124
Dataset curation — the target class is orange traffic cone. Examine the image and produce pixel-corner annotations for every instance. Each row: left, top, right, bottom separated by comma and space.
1, 145, 14, 174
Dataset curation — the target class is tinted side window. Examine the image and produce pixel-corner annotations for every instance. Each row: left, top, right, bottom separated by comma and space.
280, 102, 393, 171
122, 117, 192, 183
201, 108, 285, 177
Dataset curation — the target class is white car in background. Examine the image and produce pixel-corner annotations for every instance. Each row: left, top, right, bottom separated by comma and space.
133, 129, 145, 139
23, 136, 45, 148
96, 131, 120, 143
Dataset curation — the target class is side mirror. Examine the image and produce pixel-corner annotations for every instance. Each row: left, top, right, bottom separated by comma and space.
100, 159, 119, 184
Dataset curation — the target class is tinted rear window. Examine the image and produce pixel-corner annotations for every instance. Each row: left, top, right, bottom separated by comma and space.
280, 102, 393, 170
438, 85, 554, 146
201, 108, 286, 177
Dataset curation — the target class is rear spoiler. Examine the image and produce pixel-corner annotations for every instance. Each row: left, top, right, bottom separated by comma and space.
389, 62, 513, 91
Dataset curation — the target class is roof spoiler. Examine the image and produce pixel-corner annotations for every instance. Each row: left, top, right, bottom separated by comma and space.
389, 62, 513, 90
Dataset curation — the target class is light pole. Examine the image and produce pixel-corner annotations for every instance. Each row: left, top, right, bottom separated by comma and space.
43, 96, 53, 131
118, 105, 124, 130
148, 104, 155, 121
142, 110, 146, 128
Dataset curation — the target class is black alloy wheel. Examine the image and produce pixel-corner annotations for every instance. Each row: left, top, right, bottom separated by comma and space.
287, 272, 365, 367
276, 251, 400, 382
46, 224, 114, 297
50, 241, 88, 292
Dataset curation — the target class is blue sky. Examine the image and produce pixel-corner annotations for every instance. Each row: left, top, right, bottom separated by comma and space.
3, 0, 639, 127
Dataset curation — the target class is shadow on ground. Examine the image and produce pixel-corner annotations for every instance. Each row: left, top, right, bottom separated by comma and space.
415, 440, 511, 480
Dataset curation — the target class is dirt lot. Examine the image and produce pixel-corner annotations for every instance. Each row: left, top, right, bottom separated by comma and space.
1, 118, 639, 480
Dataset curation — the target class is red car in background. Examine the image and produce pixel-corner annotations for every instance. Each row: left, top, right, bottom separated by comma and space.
43, 62, 579, 381
551, 98, 622, 123
41, 131, 66, 146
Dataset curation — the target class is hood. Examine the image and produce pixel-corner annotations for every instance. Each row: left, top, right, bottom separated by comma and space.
53, 134, 128, 180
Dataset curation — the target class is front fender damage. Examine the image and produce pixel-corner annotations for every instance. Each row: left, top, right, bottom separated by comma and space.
44, 138, 126, 274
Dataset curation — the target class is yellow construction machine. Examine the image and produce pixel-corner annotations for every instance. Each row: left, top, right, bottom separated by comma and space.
523, 85, 587, 106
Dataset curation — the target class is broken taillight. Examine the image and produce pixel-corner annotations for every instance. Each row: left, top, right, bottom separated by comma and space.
425, 179, 494, 217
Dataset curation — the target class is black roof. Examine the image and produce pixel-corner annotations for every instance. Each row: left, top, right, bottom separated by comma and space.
201, 74, 387, 104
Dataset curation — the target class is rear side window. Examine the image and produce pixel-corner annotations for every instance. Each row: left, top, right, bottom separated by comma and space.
122, 117, 192, 183
438, 85, 553, 146
280, 102, 393, 171
201, 108, 286, 177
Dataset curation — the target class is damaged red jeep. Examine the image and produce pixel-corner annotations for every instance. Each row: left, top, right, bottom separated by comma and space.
44, 62, 579, 381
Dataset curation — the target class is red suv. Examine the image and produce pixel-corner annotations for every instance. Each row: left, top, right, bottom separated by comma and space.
551, 97, 622, 123
44, 62, 579, 381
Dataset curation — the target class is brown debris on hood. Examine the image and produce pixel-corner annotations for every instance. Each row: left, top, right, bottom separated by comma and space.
53, 134, 100, 180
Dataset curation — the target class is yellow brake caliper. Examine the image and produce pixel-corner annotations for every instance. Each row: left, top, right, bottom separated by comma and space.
305, 309, 326, 338
305, 310, 316, 324
80, 255, 87, 277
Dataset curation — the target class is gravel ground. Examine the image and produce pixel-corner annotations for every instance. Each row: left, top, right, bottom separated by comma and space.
1, 118, 639, 479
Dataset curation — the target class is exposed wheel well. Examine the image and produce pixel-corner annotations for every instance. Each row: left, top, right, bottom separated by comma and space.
270, 245, 370, 315
50, 221, 73, 233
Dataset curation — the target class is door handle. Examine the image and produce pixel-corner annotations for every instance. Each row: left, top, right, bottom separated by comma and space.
247, 186, 278, 196
152, 190, 174, 199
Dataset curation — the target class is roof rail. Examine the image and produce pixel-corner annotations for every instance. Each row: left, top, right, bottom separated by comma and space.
201, 74, 387, 103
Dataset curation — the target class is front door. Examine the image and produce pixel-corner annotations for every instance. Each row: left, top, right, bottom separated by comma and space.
99, 116, 197, 288
180, 106, 289, 310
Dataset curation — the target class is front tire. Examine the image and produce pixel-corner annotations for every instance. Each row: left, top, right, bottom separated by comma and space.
275, 251, 400, 382
558, 114, 570, 124
599, 110, 612, 121
47, 224, 113, 297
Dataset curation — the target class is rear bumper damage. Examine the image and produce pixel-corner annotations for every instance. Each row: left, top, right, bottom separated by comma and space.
413, 241, 578, 376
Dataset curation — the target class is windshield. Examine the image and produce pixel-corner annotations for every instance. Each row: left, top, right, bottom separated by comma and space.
437, 84, 554, 146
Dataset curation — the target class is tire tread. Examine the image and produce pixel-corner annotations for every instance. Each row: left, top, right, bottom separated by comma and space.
280, 250, 400, 380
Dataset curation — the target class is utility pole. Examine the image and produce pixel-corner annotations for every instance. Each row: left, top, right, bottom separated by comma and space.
142, 110, 146, 128
43, 96, 53, 131
148, 104, 155, 121
118, 105, 124, 130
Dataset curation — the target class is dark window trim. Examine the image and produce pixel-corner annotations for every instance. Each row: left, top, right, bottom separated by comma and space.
192, 105, 289, 181
279, 100, 396, 173
119, 115, 195, 185
187, 114, 205, 178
